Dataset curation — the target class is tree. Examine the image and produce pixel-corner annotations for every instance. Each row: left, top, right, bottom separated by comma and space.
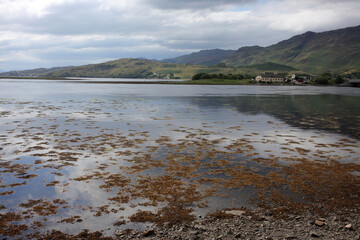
192, 73, 210, 80
322, 72, 332, 79
315, 76, 329, 85
335, 75, 344, 84
315, 72, 331, 85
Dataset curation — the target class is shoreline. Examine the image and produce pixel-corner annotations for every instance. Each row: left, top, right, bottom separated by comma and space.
35, 207, 359, 239
1, 77, 354, 87
0, 76, 79, 80
113, 208, 360, 240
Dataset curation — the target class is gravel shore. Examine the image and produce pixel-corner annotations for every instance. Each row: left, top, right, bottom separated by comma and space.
114, 208, 360, 240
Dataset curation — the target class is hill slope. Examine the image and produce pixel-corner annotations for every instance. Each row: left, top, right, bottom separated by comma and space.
223, 25, 360, 74
48, 58, 287, 79
1, 58, 296, 80
47, 59, 192, 78
161, 49, 236, 66
0, 67, 70, 77
46, 58, 252, 79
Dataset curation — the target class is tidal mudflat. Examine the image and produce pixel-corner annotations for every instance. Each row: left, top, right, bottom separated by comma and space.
0, 80, 359, 238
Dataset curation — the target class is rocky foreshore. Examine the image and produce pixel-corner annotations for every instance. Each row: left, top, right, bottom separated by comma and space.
114, 208, 360, 240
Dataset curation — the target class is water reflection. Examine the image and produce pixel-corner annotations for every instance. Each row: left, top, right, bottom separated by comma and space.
0, 82, 359, 238
186, 95, 360, 140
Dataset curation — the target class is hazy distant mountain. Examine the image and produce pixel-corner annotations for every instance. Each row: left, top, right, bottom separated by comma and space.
0, 67, 70, 77
222, 25, 360, 74
161, 49, 236, 66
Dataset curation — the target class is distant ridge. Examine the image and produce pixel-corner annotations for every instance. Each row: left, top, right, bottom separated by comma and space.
161, 49, 236, 66
223, 25, 360, 73
0, 67, 70, 77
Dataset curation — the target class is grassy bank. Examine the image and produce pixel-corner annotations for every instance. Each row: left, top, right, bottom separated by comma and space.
168, 78, 252, 85
0, 76, 76, 80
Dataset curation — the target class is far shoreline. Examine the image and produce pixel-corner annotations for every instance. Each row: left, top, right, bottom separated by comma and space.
0, 76, 355, 87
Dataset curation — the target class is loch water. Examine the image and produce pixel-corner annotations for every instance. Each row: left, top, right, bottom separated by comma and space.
0, 79, 359, 237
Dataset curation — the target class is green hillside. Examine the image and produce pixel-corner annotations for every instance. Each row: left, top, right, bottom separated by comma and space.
48, 58, 164, 78
246, 62, 297, 71
46, 58, 254, 79
223, 25, 360, 74
0, 67, 69, 77
46, 58, 302, 79
1, 58, 297, 80
161, 49, 236, 66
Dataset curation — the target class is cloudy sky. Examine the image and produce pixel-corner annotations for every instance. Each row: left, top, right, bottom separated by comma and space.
0, 0, 359, 71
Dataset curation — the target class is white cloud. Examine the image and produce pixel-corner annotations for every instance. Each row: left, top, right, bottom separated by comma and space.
252, 0, 360, 32
0, 0, 74, 19
143, 0, 257, 10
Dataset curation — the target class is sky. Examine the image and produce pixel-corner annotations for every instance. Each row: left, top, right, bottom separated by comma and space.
0, 0, 359, 72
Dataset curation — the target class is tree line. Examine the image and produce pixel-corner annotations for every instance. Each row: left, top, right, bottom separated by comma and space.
192, 73, 244, 80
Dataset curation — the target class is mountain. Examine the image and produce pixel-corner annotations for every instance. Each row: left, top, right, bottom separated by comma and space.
1, 58, 282, 80
47, 58, 177, 78
223, 25, 360, 74
245, 62, 297, 71
47, 58, 284, 79
0, 67, 70, 77
161, 49, 236, 66
46, 58, 224, 79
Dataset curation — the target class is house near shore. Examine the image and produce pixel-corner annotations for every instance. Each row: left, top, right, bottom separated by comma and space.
291, 74, 312, 83
255, 72, 285, 83
347, 78, 360, 87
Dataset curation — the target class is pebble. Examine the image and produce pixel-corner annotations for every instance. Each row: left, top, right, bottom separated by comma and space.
114, 230, 122, 236
235, 233, 242, 238
113, 210, 360, 240
224, 210, 246, 216
142, 229, 155, 237
315, 220, 325, 227
194, 224, 207, 231
345, 224, 353, 230
310, 231, 320, 238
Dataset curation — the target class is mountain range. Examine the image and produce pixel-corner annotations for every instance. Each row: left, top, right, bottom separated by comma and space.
223, 25, 360, 73
161, 25, 360, 74
160, 49, 236, 66
1, 25, 359, 78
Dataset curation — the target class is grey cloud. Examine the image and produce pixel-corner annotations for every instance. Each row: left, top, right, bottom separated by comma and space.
143, 0, 257, 10
1, 1, 161, 36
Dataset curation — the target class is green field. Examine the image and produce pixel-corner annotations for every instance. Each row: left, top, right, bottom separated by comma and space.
170, 79, 252, 85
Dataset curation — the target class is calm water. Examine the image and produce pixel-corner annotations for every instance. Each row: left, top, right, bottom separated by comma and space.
0, 79, 359, 237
